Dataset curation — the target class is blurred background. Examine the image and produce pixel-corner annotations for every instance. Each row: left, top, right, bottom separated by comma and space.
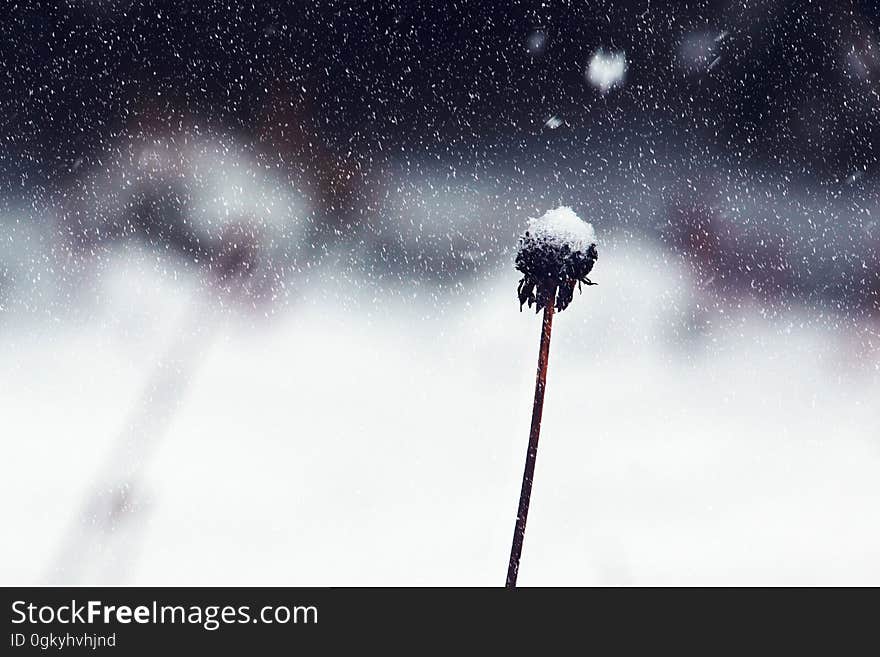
2, 0, 880, 585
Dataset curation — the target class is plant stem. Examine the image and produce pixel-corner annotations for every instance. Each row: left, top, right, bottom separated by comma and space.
506, 293, 555, 587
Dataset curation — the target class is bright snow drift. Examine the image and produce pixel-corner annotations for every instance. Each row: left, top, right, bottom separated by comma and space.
516, 206, 598, 313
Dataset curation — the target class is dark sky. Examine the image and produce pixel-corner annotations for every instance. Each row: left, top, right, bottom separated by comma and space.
5, 0, 880, 197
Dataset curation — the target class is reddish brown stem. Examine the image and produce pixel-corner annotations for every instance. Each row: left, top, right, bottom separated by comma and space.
506, 294, 555, 587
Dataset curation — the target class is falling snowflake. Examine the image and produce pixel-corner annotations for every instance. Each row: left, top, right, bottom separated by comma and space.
544, 115, 564, 130
586, 49, 627, 93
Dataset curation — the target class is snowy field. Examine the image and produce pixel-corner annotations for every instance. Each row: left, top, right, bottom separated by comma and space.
2, 233, 880, 586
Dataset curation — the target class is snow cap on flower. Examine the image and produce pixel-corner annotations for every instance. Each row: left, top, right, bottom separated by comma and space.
516, 206, 598, 313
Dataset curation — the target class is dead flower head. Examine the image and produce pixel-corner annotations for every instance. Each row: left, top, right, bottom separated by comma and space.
515, 206, 598, 312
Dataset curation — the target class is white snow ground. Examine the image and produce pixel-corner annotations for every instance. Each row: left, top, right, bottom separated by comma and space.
2, 235, 880, 586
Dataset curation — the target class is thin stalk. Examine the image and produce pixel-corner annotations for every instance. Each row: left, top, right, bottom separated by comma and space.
506, 292, 555, 587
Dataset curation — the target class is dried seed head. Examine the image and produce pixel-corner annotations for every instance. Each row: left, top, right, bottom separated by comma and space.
515, 206, 598, 312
